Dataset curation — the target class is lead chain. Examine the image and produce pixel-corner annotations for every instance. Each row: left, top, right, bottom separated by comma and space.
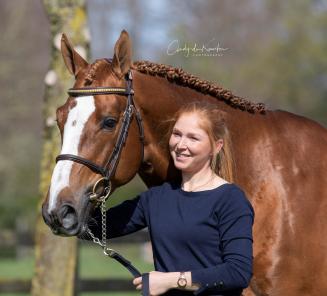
87, 187, 115, 257
87, 227, 103, 247
100, 196, 107, 249
87, 196, 107, 250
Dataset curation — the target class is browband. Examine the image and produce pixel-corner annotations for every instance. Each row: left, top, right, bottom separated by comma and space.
67, 87, 134, 97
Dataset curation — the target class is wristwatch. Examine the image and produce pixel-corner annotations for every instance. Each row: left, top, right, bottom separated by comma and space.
177, 272, 187, 288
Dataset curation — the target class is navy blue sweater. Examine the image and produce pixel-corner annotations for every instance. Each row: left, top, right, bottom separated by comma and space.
90, 182, 254, 296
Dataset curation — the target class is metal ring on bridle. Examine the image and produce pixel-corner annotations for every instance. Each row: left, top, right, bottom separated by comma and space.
89, 177, 111, 202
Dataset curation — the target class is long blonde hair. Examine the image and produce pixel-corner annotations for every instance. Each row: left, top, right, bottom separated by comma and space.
167, 102, 234, 183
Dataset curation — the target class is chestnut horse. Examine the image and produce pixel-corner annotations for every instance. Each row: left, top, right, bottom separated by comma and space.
42, 31, 327, 296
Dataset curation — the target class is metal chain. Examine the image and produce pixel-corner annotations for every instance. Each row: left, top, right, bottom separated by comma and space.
100, 196, 107, 250
87, 190, 143, 279
87, 185, 115, 257
87, 225, 104, 247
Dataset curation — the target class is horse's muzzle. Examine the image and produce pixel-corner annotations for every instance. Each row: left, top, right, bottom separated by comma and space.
42, 203, 80, 236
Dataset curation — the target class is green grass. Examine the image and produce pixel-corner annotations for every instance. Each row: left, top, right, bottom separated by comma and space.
0, 255, 34, 280
0, 243, 154, 295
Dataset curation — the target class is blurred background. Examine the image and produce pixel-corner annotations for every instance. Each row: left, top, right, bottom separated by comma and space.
0, 0, 326, 295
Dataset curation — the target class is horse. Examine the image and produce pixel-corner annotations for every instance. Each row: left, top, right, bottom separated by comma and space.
42, 30, 327, 296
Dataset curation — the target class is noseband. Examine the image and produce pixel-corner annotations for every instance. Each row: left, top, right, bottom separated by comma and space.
56, 68, 144, 201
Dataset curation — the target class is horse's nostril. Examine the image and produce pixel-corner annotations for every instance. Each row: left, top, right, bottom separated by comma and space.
42, 204, 53, 226
59, 205, 78, 230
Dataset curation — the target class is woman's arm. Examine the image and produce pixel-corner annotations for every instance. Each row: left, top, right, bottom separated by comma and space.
191, 215, 253, 294
191, 189, 254, 294
88, 193, 148, 239
133, 271, 199, 295
132, 215, 253, 295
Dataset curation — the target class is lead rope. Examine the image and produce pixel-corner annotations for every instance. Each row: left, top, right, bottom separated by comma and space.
86, 191, 150, 295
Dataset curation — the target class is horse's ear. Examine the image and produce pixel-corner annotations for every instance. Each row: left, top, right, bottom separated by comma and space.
61, 33, 88, 76
112, 30, 132, 78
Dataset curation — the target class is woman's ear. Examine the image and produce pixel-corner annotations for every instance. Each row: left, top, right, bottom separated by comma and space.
214, 139, 224, 155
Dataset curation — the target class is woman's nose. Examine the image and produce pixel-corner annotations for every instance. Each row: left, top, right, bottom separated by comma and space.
176, 137, 187, 149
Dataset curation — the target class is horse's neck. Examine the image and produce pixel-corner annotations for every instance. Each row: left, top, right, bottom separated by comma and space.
133, 72, 181, 187
133, 71, 251, 188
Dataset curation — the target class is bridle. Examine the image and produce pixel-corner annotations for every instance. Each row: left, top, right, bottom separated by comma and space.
56, 68, 144, 202
55, 64, 145, 279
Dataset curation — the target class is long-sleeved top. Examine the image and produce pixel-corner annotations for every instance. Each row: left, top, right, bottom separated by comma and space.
89, 182, 254, 296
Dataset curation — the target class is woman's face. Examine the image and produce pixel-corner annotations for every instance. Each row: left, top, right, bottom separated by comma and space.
169, 112, 220, 174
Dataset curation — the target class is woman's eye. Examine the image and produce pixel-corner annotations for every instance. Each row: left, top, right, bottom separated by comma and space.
102, 117, 117, 130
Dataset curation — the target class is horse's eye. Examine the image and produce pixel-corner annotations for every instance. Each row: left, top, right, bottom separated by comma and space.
102, 117, 117, 130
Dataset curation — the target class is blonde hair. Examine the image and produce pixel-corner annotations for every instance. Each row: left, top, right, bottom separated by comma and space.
167, 102, 234, 183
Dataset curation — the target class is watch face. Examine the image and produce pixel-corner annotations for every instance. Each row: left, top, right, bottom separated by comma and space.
178, 278, 187, 288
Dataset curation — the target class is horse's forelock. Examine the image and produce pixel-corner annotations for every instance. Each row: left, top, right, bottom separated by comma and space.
84, 59, 109, 85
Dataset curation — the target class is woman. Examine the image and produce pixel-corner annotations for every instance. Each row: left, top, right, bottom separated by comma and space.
89, 102, 254, 296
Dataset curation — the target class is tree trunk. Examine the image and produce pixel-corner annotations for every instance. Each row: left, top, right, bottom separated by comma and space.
31, 1, 89, 295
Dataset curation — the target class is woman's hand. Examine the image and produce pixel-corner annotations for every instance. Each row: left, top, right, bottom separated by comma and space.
133, 271, 178, 295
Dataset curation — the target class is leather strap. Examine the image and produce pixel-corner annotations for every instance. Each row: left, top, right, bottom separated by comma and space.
109, 251, 149, 295
56, 154, 106, 176
109, 250, 142, 278
142, 273, 150, 296
67, 86, 133, 97
108, 250, 150, 295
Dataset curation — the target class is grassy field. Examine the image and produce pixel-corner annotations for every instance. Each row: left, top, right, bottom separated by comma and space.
0, 242, 154, 296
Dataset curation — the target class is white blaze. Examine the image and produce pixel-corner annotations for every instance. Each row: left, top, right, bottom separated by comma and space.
48, 96, 95, 212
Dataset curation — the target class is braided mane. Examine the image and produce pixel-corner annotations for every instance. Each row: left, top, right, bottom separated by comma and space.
85, 59, 106, 85
133, 61, 266, 114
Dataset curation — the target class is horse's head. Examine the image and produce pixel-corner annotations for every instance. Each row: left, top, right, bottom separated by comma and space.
42, 31, 143, 236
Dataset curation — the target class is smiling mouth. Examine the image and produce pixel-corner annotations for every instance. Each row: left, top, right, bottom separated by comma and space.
175, 152, 191, 158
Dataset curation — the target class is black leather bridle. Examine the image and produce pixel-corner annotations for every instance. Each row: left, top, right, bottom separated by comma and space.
54, 64, 151, 295
56, 68, 144, 200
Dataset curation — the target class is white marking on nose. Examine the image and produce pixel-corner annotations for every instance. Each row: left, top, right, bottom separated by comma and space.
48, 96, 95, 213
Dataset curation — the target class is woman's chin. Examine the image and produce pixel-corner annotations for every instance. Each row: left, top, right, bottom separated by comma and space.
174, 160, 191, 171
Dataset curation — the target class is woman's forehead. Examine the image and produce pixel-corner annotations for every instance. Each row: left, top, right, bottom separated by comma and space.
174, 113, 207, 134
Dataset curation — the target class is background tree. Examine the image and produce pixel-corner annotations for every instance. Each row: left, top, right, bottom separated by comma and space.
31, 1, 89, 295
0, 0, 48, 232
